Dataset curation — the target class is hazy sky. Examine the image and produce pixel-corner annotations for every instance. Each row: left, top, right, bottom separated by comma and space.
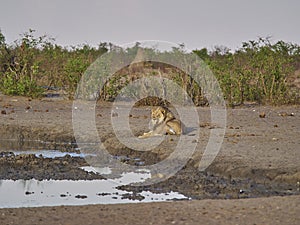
0, 0, 299, 51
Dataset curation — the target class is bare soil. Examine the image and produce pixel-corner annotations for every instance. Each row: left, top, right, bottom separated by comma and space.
0, 94, 299, 225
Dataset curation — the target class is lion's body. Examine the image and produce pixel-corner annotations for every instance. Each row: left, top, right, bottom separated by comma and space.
138, 106, 184, 138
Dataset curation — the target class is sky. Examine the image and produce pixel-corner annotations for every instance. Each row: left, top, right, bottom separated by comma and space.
0, 0, 299, 51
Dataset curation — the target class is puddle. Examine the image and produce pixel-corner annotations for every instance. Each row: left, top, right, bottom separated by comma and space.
0, 138, 77, 152
81, 166, 112, 175
11, 150, 96, 159
1, 149, 187, 208
0, 170, 188, 208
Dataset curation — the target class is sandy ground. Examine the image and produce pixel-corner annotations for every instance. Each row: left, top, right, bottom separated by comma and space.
0, 95, 299, 224
0, 195, 299, 225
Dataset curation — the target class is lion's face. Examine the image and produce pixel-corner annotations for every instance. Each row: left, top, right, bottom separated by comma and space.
151, 106, 166, 125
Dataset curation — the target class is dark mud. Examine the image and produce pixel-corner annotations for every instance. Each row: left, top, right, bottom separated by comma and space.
0, 152, 103, 180
0, 149, 298, 200
119, 161, 300, 200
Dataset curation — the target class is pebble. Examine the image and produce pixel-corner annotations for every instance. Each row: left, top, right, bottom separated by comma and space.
259, 112, 266, 118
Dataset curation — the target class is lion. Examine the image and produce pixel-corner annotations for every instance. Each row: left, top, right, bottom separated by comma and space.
138, 106, 184, 138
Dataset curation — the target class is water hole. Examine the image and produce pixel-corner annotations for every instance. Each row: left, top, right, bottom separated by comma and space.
0, 149, 188, 208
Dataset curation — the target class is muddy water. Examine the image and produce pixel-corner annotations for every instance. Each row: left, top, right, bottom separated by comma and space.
0, 150, 188, 208
12, 150, 95, 158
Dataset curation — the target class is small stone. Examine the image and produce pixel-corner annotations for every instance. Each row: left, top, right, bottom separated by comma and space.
279, 112, 286, 116
30, 160, 39, 165
16, 159, 24, 165
157, 173, 164, 178
259, 112, 266, 118
53, 160, 61, 164
75, 195, 87, 199
1, 110, 6, 115
112, 111, 118, 117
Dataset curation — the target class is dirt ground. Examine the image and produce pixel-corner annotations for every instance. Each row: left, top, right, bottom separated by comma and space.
0, 94, 299, 224
0, 195, 299, 225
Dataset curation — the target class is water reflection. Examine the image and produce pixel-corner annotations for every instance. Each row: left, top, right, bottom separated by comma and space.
11, 150, 96, 158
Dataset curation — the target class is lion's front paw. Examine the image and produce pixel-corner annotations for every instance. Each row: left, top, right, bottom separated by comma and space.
138, 132, 152, 138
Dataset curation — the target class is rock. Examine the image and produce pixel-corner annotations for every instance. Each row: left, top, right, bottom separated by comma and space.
112, 111, 118, 117
259, 112, 266, 118
15, 159, 24, 165
278, 112, 295, 117
75, 195, 87, 199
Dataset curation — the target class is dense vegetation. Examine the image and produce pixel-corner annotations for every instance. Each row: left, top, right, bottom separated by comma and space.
0, 29, 299, 105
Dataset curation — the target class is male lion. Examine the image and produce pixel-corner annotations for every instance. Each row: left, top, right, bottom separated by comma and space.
138, 106, 184, 138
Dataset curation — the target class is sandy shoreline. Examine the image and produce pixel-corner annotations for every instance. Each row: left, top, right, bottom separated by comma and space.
0, 195, 299, 225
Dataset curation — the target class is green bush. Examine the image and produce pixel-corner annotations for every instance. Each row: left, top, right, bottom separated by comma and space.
0, 29, 299, 104
0, 29, 45, 97
205, 38, 300, 105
